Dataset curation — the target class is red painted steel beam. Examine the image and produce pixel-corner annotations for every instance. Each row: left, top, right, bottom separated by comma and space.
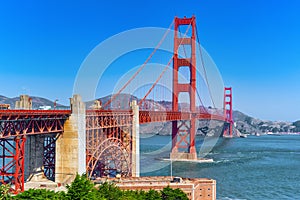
0, 110, 71, 120
0, 110, 70, 139
0, 118, 67, 139
0, 110, 71, 115
139, 111, 226, 124
175, 16, 195, 25
86, 110, 227, 125
0, 137, 26, 194
86, 110, 133, 130
86, 110, 132, 115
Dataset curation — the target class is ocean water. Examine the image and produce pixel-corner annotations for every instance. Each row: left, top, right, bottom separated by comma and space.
140, 134, 300, 200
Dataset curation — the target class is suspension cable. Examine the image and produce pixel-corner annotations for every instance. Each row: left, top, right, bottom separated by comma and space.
103, 20, 175, 109
138, 59, 171, 106
139, 22, 192, 106
178, 21, 208, 113
196, 89, 209, 113
195, 24, 216, 108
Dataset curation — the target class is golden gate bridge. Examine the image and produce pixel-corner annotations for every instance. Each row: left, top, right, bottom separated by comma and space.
0, 16, 233, 193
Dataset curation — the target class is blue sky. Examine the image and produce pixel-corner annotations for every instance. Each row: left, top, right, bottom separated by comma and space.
0, 0, 299, 121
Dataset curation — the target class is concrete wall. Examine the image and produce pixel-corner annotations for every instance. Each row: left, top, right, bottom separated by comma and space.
131, 100, 140, 177
113, 177, 216, 200
55, 95, 86, 184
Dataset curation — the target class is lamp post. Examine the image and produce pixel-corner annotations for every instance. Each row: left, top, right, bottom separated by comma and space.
170, 158, 173, 179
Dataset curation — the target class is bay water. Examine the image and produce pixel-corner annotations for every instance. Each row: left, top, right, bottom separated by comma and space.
140, 134, 300, 200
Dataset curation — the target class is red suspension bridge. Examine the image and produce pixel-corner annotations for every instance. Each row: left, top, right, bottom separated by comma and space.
0, 16, 233, 193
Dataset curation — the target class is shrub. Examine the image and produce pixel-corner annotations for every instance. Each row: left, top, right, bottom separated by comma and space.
13, 188, 59, 199
65, 174, 99, 200
161, 186, 188, 200
10, 174, 188, 200
0, 184, 11, 200
97, 182, 122, 200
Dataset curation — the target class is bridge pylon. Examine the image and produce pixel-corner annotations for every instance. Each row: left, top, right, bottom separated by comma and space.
55, 95, 86, 184
170, 16, 198, 160
223, 87, 233, 137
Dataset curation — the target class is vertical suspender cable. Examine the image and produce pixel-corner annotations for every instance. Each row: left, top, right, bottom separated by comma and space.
195, 24, 216, 109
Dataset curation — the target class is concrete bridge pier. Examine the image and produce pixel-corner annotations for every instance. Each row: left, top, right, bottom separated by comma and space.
15, 95, 32, 109
55, 94, 86, 184
131, 100, 140, 177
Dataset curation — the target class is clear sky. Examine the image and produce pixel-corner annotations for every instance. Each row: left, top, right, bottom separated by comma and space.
0, 0, 299, 121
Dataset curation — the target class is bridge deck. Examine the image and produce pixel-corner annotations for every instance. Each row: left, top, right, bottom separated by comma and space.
0, 110, 71, 118
0, 110, 71, 139
0, 109, 228, 139
0, 109, 227, 123
139, 110, 226, 124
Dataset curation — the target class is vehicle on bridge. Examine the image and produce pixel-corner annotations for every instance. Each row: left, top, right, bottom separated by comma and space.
0, 104, 10, 110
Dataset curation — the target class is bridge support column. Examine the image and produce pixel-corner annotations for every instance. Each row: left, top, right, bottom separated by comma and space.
170, 119, 197, 160
223, 87, 233, 137
24, 135, 45, 181
15, 95, 32, 109
131, 100, 140, 177
170, 16, 198, 160
55, 95, 86, 184
0, 137, 26, 193
14, 94, 46, 183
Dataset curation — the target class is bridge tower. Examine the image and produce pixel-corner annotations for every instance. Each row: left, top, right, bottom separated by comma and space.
171, 16, 197, 160
223, 87, 233, 137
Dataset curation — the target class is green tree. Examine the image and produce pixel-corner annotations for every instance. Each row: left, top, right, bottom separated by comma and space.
145, 189, 161, 200
0, 184, 12, 200
97, 182, 122, 200
65, 174, 99, 200
119, 190, 139, 200
161, 186, 188, 200
13, 189, 59, 200
10, 175, 189, 200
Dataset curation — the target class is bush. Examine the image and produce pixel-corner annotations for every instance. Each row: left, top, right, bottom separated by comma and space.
0, 184, 11, 200
161, 186, 189, 200
145, 189, 162, 200
97, 182, 122, 200
9, 174, 188, 200
13, 188, 61, 199
65, 174, 99, 200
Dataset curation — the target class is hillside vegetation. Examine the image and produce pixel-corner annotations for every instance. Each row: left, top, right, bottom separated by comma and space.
233, 111, 299, 134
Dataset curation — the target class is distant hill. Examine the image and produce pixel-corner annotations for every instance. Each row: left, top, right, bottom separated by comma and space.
233, 110, 297, 134
87, 94, 188, 111
1, 94, 298, 134
0, 95, 67, 109
92, 95, 300, 135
